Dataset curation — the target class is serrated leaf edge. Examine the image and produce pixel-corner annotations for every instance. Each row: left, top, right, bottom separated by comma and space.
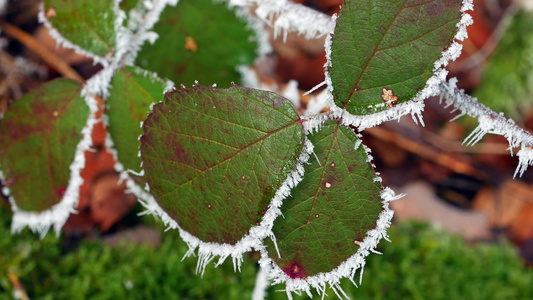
1, 91, 98, 238
38, 2, 113, 67
258, 188, 399, 299
132, 86, 314, 274
133, 138, 313, 274
323, 0, 474, 130
256, 115, 404, 299
118, 0, 179, 66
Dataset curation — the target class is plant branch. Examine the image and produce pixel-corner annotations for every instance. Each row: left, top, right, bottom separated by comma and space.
0, 21, 85, 84
439, 79, 533, 177
365, 126, 482, 178
6, 270, 29, 300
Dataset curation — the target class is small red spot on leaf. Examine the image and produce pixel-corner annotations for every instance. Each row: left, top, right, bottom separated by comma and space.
283, 261, 307, 279
56, 187, 66, 199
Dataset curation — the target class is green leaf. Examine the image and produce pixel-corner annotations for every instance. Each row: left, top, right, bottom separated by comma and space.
473, 9, 533, 122
266, 120, 382, 278
44, 0, 116, 57
136, 0, 257, 88
330, 0, 462, 114
107, 66, 168, 173
140, 86, 305, 245
0, 79, 88, 211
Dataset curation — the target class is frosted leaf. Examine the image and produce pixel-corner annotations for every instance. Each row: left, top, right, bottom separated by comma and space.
324, 0, 473, 129
133, 138, 315, 274
257, 187, 400, 299
38, 2, 111, 66
119, 0, 179, 65
134, 83, 317, 273
3, 86, 98, 237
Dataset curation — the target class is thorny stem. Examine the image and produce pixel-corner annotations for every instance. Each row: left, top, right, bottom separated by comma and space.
439, 79, 533, 177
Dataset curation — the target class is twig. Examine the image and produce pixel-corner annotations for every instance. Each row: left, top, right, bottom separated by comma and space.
0, 21, 85, 83
7, 270, 29, 300
365, 125, 481, 177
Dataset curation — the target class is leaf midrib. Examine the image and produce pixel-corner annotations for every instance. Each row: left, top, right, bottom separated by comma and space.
345, 0, 408, 108
149, 117, 305, 199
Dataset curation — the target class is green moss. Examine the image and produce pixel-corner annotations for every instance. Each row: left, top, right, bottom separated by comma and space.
0, 205, 531, 299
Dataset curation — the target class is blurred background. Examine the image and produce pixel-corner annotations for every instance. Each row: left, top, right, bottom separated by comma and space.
1, 0, 533, 298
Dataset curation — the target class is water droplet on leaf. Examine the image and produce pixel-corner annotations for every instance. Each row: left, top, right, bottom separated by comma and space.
325, 181, 332, 188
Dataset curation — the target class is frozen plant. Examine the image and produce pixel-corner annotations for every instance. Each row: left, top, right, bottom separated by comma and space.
1, 0, 532, 299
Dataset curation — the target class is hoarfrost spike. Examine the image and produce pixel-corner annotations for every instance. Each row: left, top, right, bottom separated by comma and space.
439, 78, 533, 177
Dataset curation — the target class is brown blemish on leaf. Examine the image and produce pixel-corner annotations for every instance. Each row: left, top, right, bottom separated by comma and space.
184, 36, 197, 52
45, 7, 57, 18
172, 142, 190, 164
381, 88, 399, 108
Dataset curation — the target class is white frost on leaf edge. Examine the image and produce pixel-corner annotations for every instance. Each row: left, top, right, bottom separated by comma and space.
37, 2, 111, 67
224, 0, 334, 42
257, 189, 399, 299
323, 0, 474, 131
439, 78, 533, 178
5, 92, 99, 238
253, 113, 402, 299
132, 129, 314, 275
218, 0, 273, 57
119, 0, 179, 66
5, 0, 177, 235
